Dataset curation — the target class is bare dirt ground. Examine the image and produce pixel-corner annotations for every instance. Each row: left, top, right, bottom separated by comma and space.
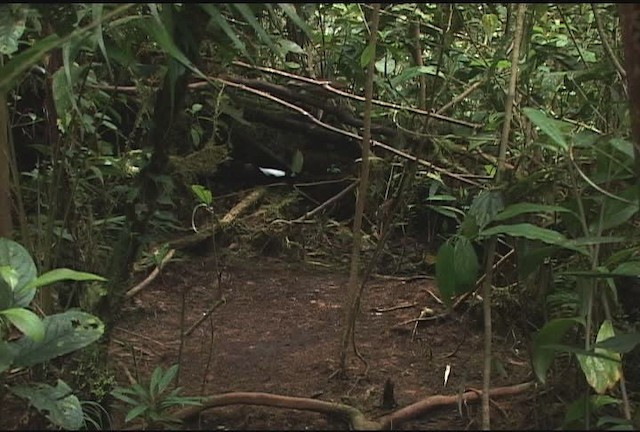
107, 253, 539, 430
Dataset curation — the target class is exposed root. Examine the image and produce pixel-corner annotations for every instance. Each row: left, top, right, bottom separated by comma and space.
170, 381, 534, 430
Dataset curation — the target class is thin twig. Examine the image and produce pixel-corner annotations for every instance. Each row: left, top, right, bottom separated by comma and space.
125, 249, 176, 299
372, 302, 417, 313
185, 298, 226, 337
231, 61, 481, 129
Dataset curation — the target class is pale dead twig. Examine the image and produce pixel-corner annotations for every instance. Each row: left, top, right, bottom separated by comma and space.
372, 302, 417, 313
125, 249, 175, 299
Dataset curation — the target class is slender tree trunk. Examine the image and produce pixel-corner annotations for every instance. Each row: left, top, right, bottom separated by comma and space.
482, 4, 527, 430
338, 3, 381, 374
0, 89, 11, 239
618, 5, 640, 175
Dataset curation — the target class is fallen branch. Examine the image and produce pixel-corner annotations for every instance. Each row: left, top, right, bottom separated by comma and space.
185, 298, 226, 337
231, 61, 482, 130
169, 381, 534, 430
372, 302, 417, 313
164, 187, 266, 251
273, 180, 359, 225
125, 249, 176, 299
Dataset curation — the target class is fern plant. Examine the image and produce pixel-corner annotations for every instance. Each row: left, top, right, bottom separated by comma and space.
111, 364, 203, 430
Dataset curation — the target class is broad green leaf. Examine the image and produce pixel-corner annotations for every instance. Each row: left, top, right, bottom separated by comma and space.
157, 364, 179, 395
576, 320, 621, 394
613, 261, 640, 276
435, 241, 456, 307
593, 186, 640, 232
459, 213, 479, 238
360, 43, 375, 68
609, 137, 635, 160
11, 310, 104, 368
532, 317, 584, 384
0, 265, 18, 290
0, 34, 61, 92
0, 4, 28, 55
11, 380, 83, 430
453, 237, 479, 292
468, 190, 504, 229
493, 203, 577, 222
375, 54, 396, 73
150, 366, 164, 399
125, 404, 148, 423
0, 238, 37, 307
390, 65, 447, 87
0, 308, 44, 342
191, 185, 213, 206
479, 223, 589, 255
481, 14, 498, 41
278, 39, 305, 55
0, 340, 15, 373
595, 333, 640, 354
523, 108, 571, 152
25, 268, 106, 291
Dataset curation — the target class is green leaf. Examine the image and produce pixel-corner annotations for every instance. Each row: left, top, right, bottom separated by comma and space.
157, 364, 179, 395
110, 389, 140, 406
532, 317, 584, 384
576, 320, 621, 394
277, 4, 314, 40
493, 203, 577, 222
11, 380, 83, 430
565, 236, 626, 247
232, 4, 280, 55
390, 65, 446, 87
25, 268, 106, 291
0, 34, 61, 92
11, 311, 104, 368
594, 186, 640, 232
594, 333, 640, 354
0, 238, 37, 307
0, 308, 44, 342
453, 237, 479, 292
0, 4, 28, 55
435, 241, 456, 307
523, 108, 572, 152
0, 265, 18, 290
479, 223, 589, 255
202, 4, 251, 61
468, 190, 504, 229
124, 404, 148, 423
360, 43, 375, 68
0, 340, 16, 373
92, 3, 113, 77
191, 185, 213, 206
149, 366, 164, 399
613, 261, 640, 277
